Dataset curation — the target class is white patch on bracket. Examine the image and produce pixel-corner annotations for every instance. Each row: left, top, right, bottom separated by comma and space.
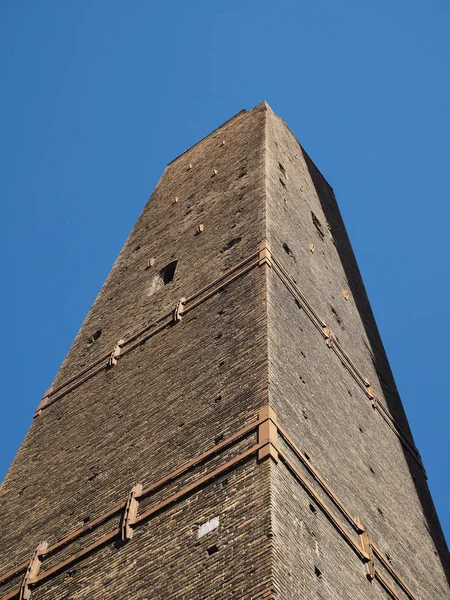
198, 517, 219, 539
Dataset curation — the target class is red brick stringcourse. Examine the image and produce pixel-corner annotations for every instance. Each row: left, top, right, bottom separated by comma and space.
0, 408, 423, 600
32, 244, 424, 479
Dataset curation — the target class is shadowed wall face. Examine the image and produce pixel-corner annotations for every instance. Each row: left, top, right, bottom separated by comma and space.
264, 106, 449, 598
0, 103, 448, 600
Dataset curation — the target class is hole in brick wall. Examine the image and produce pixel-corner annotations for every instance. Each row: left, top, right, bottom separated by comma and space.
369, 467, 375, 475
330, 306, 342, 326
385, 551, 393, 564
18, 486, 27, 497
89, 328, 102, 343
207, 544, 219, 556
359, 426, 364, 433
160, 260, 177, 285
217, 309, 225, 316
378, 508, 384, 517
283, 243, 295, 259
311, 212, 325, 241
299, 375, 306, 385
304, 452, 311, 461
218, 361, 225, 368
88, 473, 98, 482
147, 260, 178, 297
238, 167, 247, 179
279, 177, 286, 188
309, 503, 317, 514
132, 245, 141, 253
220, 237, 242, 253
348, 390, 352, 397
214, 395, 222, 404
67, 569, 77, 579
314, 566, 323, 580
220, 478, 229, 488
278, 162, 286, 175
215, 434, 224, 445
302, 409, 308, 420
178, 422, 185, 428
215, 333, 223, 340
300, 351, 306, 358
82, 516, 90, 525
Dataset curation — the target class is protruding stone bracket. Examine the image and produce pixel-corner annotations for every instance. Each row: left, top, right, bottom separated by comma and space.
356, 517, 375, 581
108, 339, 125, 367
19, 541, 48, 600
173, 297, 186, 323
121, 483, 143, 542
258, 240, 272, 268
364, 380, 375, 400
258, 405, 278, 463
322, 324, 336, 347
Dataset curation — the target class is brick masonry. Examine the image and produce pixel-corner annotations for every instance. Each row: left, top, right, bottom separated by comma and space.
0, 102, 448, 599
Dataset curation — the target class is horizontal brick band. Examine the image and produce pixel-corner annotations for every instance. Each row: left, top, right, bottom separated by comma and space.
32, 243, 424, 480
0, 408, 423, 600
34, 251, 261, 416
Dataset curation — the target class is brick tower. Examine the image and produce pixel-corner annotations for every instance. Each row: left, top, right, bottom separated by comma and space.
0, 102, 448, 600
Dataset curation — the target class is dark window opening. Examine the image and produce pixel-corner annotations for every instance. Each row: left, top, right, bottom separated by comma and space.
314, 566, 323, 580
309, 503, 317, 514
207, 544, 219, 556
278, 162, 286, 175
89, 328, 102, 343
160, 260, 178, 285
279, 177, 286, 188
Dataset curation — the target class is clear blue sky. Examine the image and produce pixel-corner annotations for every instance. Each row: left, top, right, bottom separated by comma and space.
1, 0, 449, 544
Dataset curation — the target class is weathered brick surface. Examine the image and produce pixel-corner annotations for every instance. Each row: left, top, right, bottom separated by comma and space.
0, 102, 448, 599
264, 104, 449, 597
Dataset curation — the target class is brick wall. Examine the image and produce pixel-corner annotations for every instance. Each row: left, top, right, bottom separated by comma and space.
264, 104, 449, 598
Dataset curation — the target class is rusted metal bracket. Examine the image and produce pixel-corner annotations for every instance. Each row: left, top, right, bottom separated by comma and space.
19, 542, 47, 600
121, 483, 143, 542
173, 297, 186, 323
108, 339, 125, 367
258, 405, 278, 463
356, 517, 375, 580
258, 240, 272, 268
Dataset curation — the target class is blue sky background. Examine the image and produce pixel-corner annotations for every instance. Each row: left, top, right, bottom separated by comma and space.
1, 0, 449, 546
